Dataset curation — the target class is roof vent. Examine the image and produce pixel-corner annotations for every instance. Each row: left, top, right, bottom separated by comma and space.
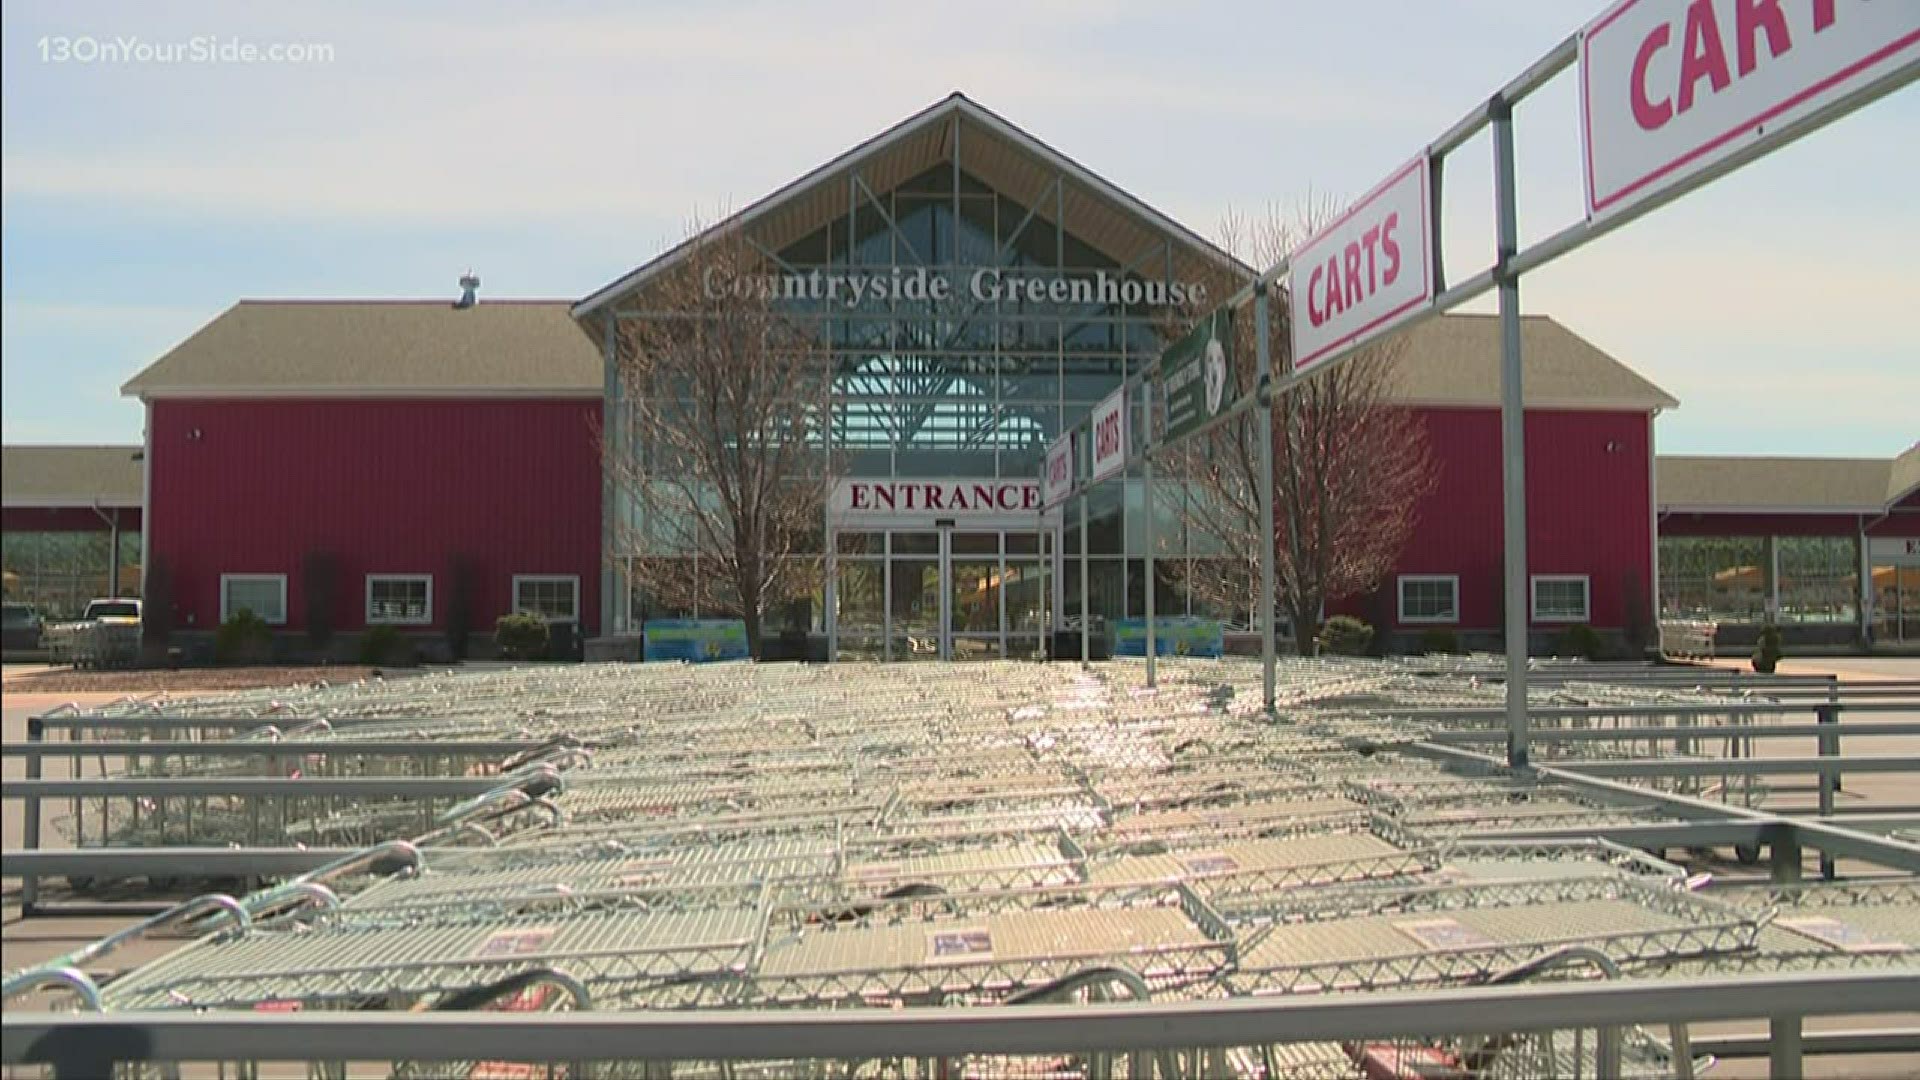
454, 271, 480, 309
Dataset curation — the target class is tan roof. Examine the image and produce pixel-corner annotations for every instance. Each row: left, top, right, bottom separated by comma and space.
1890, 442, 1920, 504
1658, 455, 1894, 513
121, 300, 601, 398
2, 445, 143, 507
1382, 314, 1677, 410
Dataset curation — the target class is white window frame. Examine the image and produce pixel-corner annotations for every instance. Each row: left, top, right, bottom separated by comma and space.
365, 573, 433, 626
220, 574, 288, 625
1397, 574, 1460, 624
513, 574, 581, 622
1531, 574, 1592, 623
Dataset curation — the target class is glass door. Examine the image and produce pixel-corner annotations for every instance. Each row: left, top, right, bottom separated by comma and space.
889, 532, 941, 660
949, 532, 1001, 660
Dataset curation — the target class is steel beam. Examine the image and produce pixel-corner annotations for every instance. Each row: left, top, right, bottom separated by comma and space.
6, 971, 1914, 1074
2, 777, 505, 799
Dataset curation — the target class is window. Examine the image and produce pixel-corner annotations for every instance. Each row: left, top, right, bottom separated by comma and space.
221, 574, 287, 625
514, 575, 580, 621
1532, 575, 1592, 623
1398, 575, 1460, 624
366, 574, 432, 625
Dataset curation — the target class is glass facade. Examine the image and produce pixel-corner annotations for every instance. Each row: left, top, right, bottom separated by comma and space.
607, 157, 1245, 655
1, 530, 141, 622
1659, 535, 1859, 625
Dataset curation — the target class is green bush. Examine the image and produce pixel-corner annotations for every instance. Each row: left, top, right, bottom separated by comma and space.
495, 611, 550, 660
1554, 623, 1605, 660
214, 609, 273, 665
1418, 627, 1461, 655
1752, 624, 1784, 674
1317, 615, 1374, 657
357, 624, 416, 666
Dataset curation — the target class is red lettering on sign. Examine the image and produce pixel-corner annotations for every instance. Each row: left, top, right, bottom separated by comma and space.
972, 484, 994, 510
1024, 487, 1040, 509
1307, 265, 1325, 327
1678, 0, 1733, 116
1094, 411, 1123, 464
1631, 0, 1835, 133
850, 484, 870, 510
875, 486, 896, 510
925, 485, 945, 511
1735, 0, 1791, 76
1632, 23, 1675, 129
1379, 213, 1401, 287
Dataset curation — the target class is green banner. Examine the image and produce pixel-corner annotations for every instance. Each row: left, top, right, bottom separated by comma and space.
1159, 310, 1233, 441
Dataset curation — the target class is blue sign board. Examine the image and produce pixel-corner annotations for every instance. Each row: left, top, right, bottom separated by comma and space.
643, 619, 750, 663
1111, 617, 1224, 658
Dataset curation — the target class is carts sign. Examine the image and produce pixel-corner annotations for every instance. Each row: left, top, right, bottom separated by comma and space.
1287, 155, 1434, 378
834, 479, 1041, 519
1041, 435, 1075, 509
1089, 387, 1128, 483
1582, 0, 1920, 221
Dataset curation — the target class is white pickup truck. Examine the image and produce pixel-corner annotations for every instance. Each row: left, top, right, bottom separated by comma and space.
44, 597, 143, 668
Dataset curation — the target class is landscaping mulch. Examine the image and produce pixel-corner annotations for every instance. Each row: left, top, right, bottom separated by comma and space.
3, 665, 383, 694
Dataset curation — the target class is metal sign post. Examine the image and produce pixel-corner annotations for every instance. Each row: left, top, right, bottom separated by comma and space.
1136, 382, 1152, 680
1492, 102, 1530, 768
1255, 283, 1277, 713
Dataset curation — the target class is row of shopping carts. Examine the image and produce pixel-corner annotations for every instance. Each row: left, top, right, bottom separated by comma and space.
7, 658, 1916, 1080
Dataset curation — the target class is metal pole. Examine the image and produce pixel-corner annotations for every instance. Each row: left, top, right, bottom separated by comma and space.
1492, 101, 1529, 769
1255, 283, 1276, 713
1145, 435, 1157, 688
1080, 479, 1091, 669
1770, 1014, 1805, 1080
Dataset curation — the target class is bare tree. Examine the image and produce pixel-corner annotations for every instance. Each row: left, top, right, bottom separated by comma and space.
1159, 204, 1435, 654
601, 223, 835, 657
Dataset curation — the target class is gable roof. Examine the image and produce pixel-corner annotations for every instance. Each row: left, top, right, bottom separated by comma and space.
1890, 442, 1920, 505
2, 445, 144, 507
122, 300, 602, 398
1384, 314, 1677, 410
571, 92, 1253, 323
1658, 452, 1911, 514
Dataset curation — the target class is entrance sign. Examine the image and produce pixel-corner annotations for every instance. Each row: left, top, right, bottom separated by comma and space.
1089, 387, 1128, 483
1112, 617, 1224, 658
1287, 155, 1434, 377
1582, 0, 1920, 220
834, 479, 1039, 520
643, 619, 749, 662
1160, 311, 1234, 441
1041, 437, 1075, 509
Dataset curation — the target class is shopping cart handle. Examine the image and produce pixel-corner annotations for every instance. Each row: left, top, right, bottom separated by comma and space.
241, 881, 341, 929
35, 893, 250, 977
0, 966, 102, 1011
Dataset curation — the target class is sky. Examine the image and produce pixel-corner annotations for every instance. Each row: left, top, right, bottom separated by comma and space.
2, 0, 1915, 457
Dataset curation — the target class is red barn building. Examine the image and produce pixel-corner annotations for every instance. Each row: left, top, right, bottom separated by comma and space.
94, 96, 1691, 661
120, 301, 603, 658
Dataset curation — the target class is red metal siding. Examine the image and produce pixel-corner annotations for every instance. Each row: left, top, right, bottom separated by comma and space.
148, 398, 602, 635
1362, 407, 1653, 632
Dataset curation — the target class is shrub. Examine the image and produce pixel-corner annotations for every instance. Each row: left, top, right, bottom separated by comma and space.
1317, 615, 1374, 657
1418, 627, 1461, 655
214, 609, 273, 665
1752, 624, 1784, 674
1554, 623, 1605, 660
495, 611, 550, 660
357, 624, 416, 666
